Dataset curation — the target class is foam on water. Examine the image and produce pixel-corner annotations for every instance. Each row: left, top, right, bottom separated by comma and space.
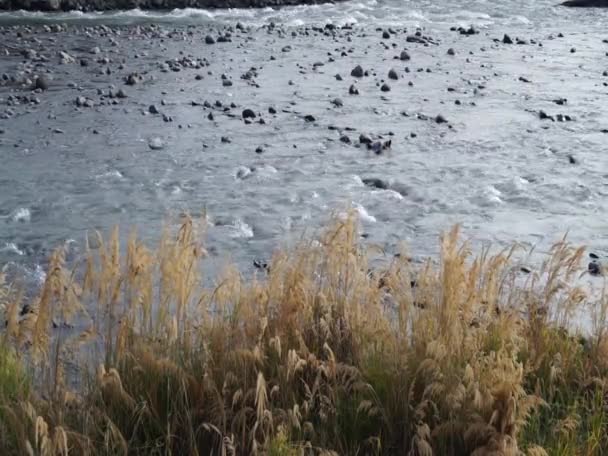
11, 208, 31, 223
1, 243, 25, 256
353, 203, 377, 223
228, 219, 254, 238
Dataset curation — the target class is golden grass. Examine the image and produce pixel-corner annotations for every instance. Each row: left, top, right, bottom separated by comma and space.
1, 213, 608, 455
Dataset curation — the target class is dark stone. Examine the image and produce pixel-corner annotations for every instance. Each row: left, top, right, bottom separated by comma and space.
125, 73, 140, 86
359, 134, 372, 145
339, 135, 351, 144
370, 141, 383, 154
382, 30, 390, 39
400, 50, 411, 61
349, 84, 359, 95
447, 48, 456, 56
34, 75, 49, 91
589, 261, 602, 276
149, 104, 159, 114
503, 34, 513, 44
435, 114, 448, 124
304, 114, 316, 122
205, 35, 215, 44
253, 259, 269, 271
388, 68, 398, 80
351, 65, 364, 78
562, 0, 608, 7
242, 108, 256, 119
268, 106, 277, 114
380, 83, 391, 92
362, 178, 388, 189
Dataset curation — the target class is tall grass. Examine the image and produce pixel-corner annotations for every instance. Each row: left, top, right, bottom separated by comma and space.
1, 214, 607, 455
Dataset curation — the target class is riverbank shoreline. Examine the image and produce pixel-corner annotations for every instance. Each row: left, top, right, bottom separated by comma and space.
0, 0, 341, 12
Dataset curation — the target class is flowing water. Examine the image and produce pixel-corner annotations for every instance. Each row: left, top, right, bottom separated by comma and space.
0, 0, 607, 292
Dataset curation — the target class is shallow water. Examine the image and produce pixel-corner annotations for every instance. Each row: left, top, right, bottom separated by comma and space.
0, 0, 607, 291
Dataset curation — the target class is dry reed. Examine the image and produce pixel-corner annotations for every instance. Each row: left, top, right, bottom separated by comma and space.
0, 213, 607, 455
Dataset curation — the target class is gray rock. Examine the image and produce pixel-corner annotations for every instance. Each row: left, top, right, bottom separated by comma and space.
205, 35, 215, 44
388, 69, 398, 80
148, 137, 165, 150
58, 51, 75, 64
34, 75, 49, 91
400, 50, 411, 61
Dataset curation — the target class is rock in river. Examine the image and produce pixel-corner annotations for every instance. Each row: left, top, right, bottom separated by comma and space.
351, 65, 364, 78
148, 137, 165, 150
242, 108, 256, 119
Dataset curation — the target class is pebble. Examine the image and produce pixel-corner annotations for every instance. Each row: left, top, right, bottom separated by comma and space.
205, 35, 215, 44
388, 69, 399, 80
447, 48, 456, 56
349, 84, 359, 95
380, 83, 391, 92
400, 50, 411, 61
149, 105, 159, 114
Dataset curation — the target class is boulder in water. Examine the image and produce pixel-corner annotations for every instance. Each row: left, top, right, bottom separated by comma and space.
562, 0, 608, 6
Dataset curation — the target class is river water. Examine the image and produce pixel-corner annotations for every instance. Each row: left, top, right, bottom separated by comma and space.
0, 0, 607, 290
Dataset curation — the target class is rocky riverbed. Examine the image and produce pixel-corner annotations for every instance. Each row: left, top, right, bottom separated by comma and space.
1, 1, 608, 290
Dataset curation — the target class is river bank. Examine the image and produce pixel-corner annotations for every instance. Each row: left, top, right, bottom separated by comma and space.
0, 0, 342, 12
